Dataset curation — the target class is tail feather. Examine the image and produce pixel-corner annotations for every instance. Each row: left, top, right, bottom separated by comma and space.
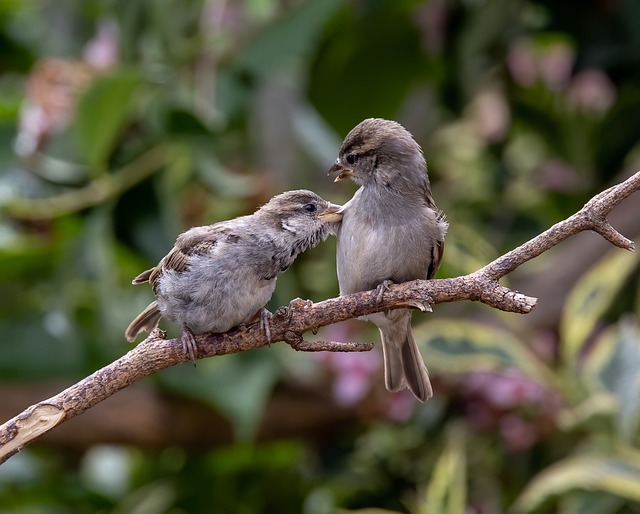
400, 329, 432, 402
132, 268, 154, 285
125, 301, 162, 342
378, 311, 432, 402
380, 331, 407, 393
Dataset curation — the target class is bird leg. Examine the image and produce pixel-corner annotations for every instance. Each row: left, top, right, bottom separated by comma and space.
375, 280, 394, 303
180, 325, 198, 364
245, 308, 273, 346
259, 308, 273, 346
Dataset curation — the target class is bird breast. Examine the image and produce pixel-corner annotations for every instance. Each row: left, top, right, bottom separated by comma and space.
156, 244, 278, 334
336, 189, 444, 294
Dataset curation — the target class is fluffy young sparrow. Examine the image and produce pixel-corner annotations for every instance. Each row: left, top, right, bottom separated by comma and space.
126, 190, 342, 360
329, 118, 448, 402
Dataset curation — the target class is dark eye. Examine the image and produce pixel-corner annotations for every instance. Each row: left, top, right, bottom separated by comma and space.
346, 153, 357, 165
303, 203, 316, 213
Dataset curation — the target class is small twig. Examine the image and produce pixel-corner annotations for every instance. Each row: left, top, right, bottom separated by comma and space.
285, 335, 374, 353
1, 170, 638, 464
2, 146, 170, 220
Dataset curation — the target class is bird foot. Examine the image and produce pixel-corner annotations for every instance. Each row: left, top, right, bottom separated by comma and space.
181, 326, 198, 365
258, 308, 273, 346
375, 280, 394, 303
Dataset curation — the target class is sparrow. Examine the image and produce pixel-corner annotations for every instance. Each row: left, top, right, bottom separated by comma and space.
328, 118, 448, 402
125, 190, 343, 360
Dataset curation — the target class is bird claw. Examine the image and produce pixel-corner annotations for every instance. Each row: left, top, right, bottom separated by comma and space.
375, 280, 394, 303
181, 326, 198, 366
401, 299, 433, 312
259, 308, 273, 346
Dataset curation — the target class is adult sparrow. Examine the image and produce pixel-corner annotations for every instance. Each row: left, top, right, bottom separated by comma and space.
125, 190, 342, 360
329, 118, 447, 402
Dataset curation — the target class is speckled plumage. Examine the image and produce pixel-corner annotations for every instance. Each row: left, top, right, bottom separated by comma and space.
329, 118, 448, 402
125, 190, 342, 353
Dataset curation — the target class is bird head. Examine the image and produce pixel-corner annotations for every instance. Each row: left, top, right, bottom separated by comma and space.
328, 118, 428, 191
261, 190, 343, 247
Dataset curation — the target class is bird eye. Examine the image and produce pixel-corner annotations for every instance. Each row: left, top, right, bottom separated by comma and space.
346, 153, 357, 165
303, 203, 317, 213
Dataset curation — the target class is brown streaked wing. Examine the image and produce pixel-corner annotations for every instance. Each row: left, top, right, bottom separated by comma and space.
427, 209, 446, 280
148, 232, 221, 293
148, 246, 189, 293
428, 237, 445, 280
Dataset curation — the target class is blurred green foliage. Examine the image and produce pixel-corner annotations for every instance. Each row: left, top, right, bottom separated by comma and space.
1, 0, 640, 512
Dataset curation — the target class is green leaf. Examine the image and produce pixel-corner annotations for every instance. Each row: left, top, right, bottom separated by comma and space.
307, 3, 424, 129
440, 223, 498, 276
292, 102, 342, 168
457, 0, 521, 100
560, 249, 638, 370
160, 351, 280, 440
237, 0, 343, 77
559, 491, 624, 514
113, 479, 177, 514
581, 319, 640, 440
414, 319, 557, 386
419, 425, 466, 514
74, 69, 141, 175
556, 393, 617, 433
512, 451, 640, 513
193, 148, 257, 197
165, 109, 211, 136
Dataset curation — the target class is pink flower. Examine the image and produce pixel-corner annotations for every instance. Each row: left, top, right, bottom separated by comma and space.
83, 18, 119, 70
500, 414, 538, 452
15, 59, 96, 156
384, 390, 417, 422
464, 370, 546, 409
507, 39, 575, 91
538, 160, 580, 193
316, 323, 381, 407
507, 41, 538, 87
15, 19, 118, 157
466, 402, 496, 432
566, 69, 616, 113
538, 42, 574, 90
469, 88, 511, 143
414, 0, 449, 55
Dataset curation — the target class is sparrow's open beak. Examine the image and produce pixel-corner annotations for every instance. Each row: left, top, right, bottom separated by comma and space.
327, 160, 353, 182
317, 203, 343, 222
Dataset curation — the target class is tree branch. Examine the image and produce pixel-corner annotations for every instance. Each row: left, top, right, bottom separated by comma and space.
1, 171, 638, 464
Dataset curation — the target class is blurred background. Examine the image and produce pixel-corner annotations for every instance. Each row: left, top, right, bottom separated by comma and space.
1, 0, 640, 512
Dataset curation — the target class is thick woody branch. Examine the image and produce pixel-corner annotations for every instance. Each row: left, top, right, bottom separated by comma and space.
1, 170, 639, 464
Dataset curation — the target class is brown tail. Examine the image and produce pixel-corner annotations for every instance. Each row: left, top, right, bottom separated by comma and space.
125, 301, 162, 342
379, 312, 432, 402
132, 267, 154, 285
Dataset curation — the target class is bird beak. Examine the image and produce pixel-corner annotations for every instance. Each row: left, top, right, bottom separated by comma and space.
317, 203, 343, 222
327, 160, 353, 182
